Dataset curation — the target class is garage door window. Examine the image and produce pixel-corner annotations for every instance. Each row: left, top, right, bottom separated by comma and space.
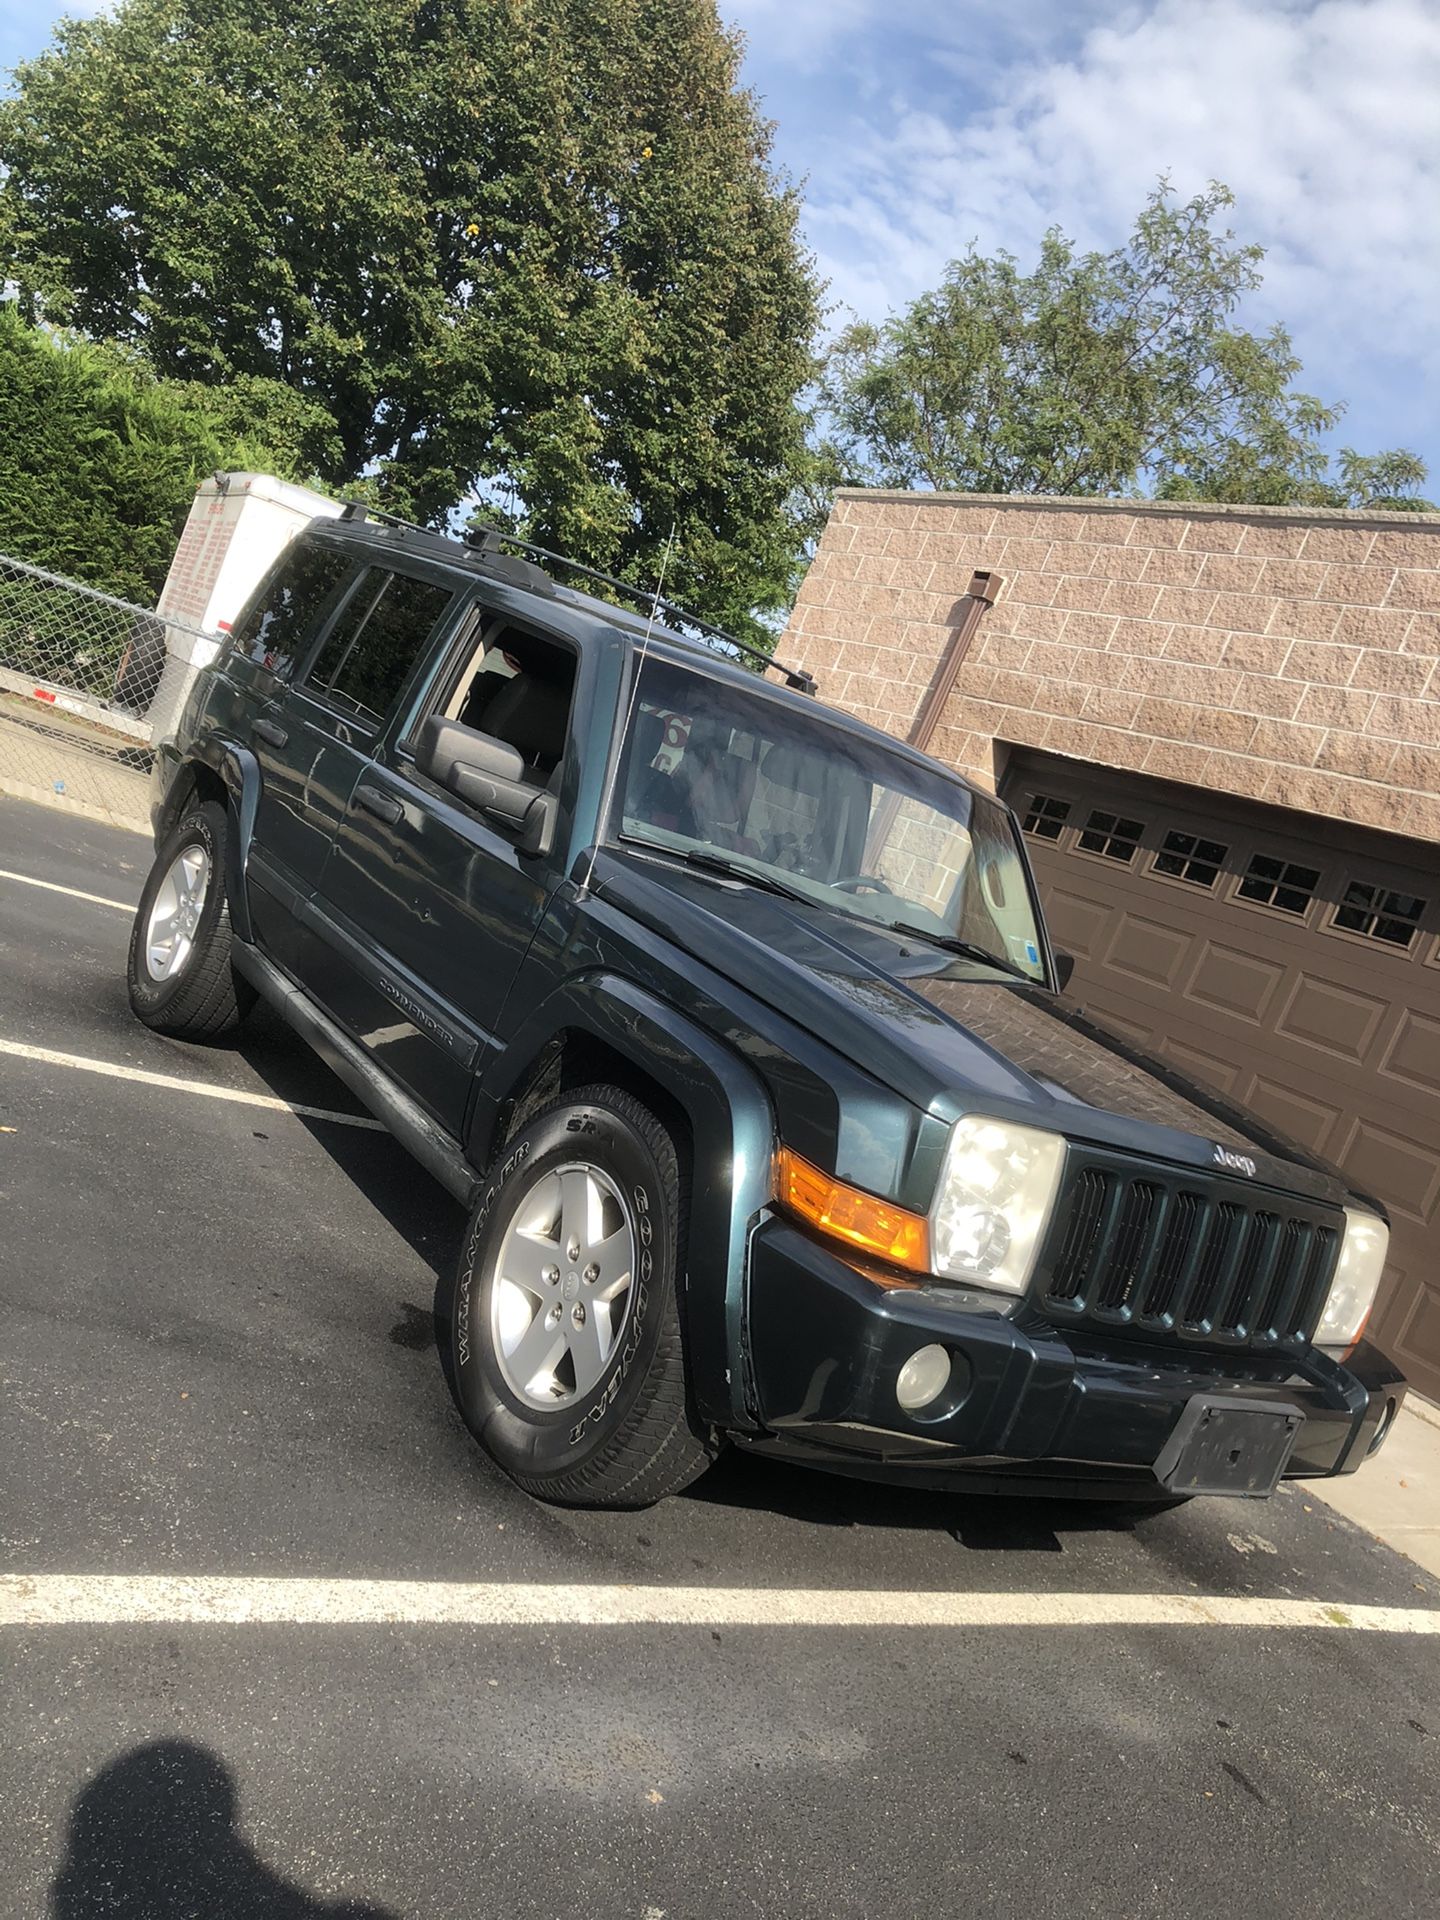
1331, 881, 1427, 948
1236, 852, 1319, 916
1077, 809, 1144, 862
1022, 794, 1070, 840
1153, 829, 1229, 889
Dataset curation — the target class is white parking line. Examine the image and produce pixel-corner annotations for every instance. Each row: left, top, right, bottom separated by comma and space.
0, 1038, 385, 1132
0, 867, 133, 914
1, 1575, 1436, 1633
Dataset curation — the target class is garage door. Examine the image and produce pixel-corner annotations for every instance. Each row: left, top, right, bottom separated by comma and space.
1000, 749, 1440, 1403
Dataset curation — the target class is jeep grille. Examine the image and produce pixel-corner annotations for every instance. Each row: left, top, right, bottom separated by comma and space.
1038, 1156, 1341, 1351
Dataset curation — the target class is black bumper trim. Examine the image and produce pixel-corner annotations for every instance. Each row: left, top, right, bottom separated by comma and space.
744, 1219, 1406, 1492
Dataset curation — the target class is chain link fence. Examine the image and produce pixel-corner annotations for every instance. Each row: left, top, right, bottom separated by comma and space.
0, 552, 216, 829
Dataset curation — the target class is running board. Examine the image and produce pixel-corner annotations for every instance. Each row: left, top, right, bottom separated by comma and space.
233, 943, 479, 1209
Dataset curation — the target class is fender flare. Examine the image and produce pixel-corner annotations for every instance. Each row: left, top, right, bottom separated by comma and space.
162, 737, 262, 946
474, 974, 776, 1433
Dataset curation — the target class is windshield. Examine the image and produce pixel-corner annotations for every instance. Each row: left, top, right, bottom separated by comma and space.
611, 657, 1047, 981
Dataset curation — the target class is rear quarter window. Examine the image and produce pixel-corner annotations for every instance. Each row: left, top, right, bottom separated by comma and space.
228, 542, 353, 677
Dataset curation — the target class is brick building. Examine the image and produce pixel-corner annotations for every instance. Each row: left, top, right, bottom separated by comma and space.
781, 491, 1440, 1400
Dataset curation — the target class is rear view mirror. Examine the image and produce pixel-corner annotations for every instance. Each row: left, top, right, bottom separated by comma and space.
1053, 949, 1076, 992
415, 715, 556, 857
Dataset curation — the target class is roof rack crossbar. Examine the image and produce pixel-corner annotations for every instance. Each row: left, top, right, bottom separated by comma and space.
334, 501, 816, 694
339, 500, 426, 533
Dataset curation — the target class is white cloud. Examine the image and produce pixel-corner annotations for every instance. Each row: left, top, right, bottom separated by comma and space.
725, 0, 884, 69
769, 0, 1440, 455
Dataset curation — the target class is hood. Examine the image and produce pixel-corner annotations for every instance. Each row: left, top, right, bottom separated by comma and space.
595, 847, 1349, 1203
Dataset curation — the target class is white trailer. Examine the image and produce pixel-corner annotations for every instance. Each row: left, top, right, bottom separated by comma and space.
146, 472, 340, 744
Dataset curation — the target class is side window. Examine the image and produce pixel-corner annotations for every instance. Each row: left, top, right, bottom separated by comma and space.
418, 621, 577, 788
306, 568, 455, 728
228, 542, 353, 677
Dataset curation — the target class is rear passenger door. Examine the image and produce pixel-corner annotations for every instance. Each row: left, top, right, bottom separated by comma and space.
309, 617, 582, 1137
252, 560, 466, 996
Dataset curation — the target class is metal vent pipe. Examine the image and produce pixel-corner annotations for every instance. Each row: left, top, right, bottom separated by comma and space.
905, 570, 1002, 753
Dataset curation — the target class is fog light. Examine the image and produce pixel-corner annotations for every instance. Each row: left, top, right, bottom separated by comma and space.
896, 1344, 951, 1413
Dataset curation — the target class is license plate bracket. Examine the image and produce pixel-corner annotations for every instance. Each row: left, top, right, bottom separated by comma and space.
1154, 1395, 1305, 1498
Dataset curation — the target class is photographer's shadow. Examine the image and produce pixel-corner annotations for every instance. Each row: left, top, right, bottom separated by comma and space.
52, 1739, 398, 1919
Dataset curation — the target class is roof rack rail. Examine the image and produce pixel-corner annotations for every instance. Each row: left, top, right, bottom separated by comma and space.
335, 500, 817, 694
336, 500, 556, 597
466, 531, 818, 694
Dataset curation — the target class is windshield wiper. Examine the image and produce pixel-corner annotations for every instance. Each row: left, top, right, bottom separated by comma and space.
625, 840, 815, 905
886, 925, 1031, 979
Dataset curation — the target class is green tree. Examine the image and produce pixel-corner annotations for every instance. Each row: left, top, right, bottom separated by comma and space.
0, 0, 819, 637
819, 181, 1425, 510
0, 302, 321, 602
1325, 448, 1435, 513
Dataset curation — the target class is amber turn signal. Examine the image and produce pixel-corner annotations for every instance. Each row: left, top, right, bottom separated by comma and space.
775, 1147, 931, 1274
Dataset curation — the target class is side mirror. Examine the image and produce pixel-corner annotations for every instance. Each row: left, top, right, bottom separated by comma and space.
1052, 949, 1076, 992
415, 715, 557, 858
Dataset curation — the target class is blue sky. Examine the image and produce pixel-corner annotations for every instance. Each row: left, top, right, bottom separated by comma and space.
4, 0, 1438, 484
728, 0, 1440, 483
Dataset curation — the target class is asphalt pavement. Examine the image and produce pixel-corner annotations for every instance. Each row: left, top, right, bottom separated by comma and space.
2, 791, 1438, 1920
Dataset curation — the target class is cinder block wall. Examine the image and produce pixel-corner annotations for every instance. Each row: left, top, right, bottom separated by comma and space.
780, 492, 1440, 842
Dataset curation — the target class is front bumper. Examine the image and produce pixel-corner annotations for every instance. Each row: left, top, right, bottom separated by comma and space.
743, 1220, 1406, 1497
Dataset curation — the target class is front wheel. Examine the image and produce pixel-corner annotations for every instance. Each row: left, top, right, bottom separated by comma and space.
450, 1085, 710, 1507
127, 799, 255, 1040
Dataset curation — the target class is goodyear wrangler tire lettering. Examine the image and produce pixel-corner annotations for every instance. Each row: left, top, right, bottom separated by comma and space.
447, 1085, 708, 1508
456, 1141, 532, 1373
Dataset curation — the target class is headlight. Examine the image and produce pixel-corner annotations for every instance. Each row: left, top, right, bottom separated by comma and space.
930, 1116, 1065, 1295
1317, 1208, 1388, 1347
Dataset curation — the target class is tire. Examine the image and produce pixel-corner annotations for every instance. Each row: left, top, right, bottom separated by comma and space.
451, 1084, 710, 1508
127, 799, 255, 1040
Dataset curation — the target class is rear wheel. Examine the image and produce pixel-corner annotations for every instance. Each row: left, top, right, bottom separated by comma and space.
451, 1084, 709, 1507
127, 800, 255, 1039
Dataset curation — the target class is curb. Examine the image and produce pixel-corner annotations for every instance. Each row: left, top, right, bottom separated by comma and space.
0, 772, 150, 838
1314, 1398, 1440, 1584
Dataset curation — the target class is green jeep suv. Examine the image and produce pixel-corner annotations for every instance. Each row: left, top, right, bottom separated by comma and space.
131, 508, 1406, 1508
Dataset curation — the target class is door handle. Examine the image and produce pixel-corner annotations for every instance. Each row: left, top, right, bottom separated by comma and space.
253, 717, 288, 748
354, 783, 404, 826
